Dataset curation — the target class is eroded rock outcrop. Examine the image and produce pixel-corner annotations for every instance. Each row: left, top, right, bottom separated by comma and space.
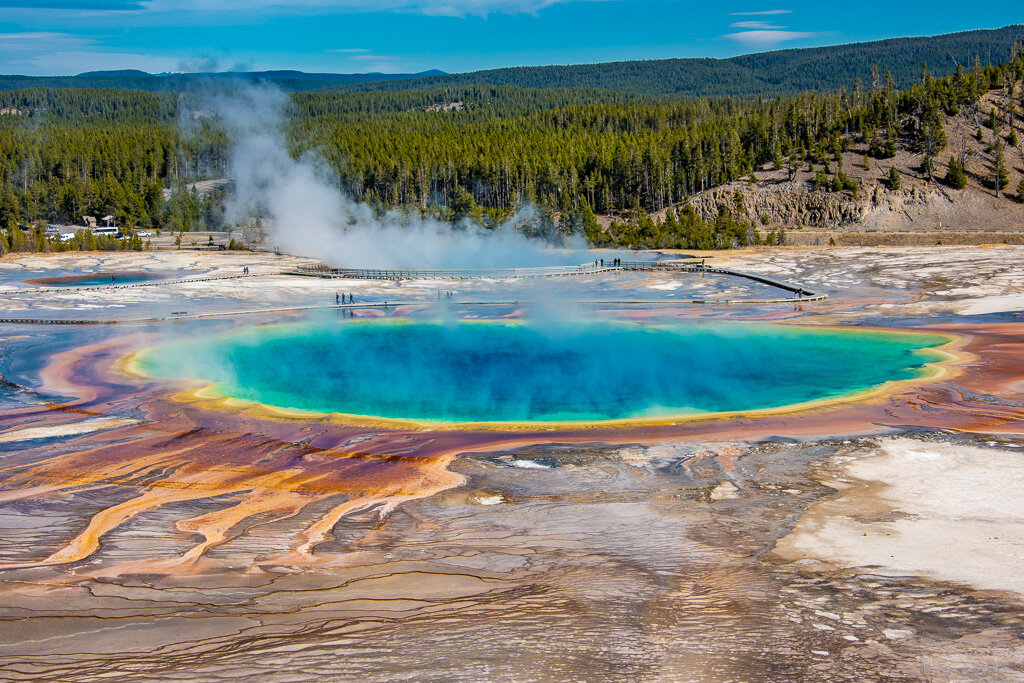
683, 180, 1024, 234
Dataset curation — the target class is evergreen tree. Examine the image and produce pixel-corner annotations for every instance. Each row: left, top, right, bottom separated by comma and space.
578, 199, 602, 245
992, 140, 1010, 194
945, 156, 968, 189
920, 155, 935, 181
888, 167, 902, 191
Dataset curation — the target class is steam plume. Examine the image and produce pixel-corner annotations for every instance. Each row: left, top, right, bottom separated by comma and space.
196, 84, 588, 269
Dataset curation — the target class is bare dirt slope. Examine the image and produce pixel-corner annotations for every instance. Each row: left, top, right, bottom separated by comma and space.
675, 91, 1024, 244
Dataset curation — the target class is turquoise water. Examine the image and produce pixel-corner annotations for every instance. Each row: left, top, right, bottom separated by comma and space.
136, 321, 948, 423
29, 272, 168, 287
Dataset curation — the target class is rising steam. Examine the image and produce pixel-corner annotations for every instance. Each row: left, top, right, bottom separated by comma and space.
193, 84, 588, 269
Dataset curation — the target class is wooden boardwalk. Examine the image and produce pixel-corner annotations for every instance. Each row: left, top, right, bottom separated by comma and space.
0, 273, 254, 297
285, 260, 703, 281
286, 260, 826, 300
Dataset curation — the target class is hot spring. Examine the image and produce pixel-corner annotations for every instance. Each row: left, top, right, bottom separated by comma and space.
134, 321, 949, 424
26, 271, 170, 287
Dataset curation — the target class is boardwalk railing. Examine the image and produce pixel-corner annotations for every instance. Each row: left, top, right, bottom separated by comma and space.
700, 267, 823, 299
287, 259, 703, 281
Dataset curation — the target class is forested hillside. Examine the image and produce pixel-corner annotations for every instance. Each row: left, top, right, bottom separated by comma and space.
2, 43, 1024, 253
333, 26, 1024, 97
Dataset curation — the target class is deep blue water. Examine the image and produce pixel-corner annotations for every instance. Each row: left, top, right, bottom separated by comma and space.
137, 320, 948, 423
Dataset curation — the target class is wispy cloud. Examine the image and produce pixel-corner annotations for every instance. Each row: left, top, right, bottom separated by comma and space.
346, 53, 406, 72
412, 0, 575, 17
729, 20, 783, 29
0, 31, 180, 74
723, 29, 819, 48
0, 30, 94, 67
728, 9, 792, 15
0, 0, 143, 7
0, 30, 91, 47
723, 10, 820, 50
323, 49, 409, 73
5, 0, 597, 17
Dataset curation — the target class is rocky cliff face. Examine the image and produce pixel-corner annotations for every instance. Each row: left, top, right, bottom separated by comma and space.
683, 181, 1024, 233
687, 185, 865, 228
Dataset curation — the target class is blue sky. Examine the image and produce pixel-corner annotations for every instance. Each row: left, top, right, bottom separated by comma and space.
0, 1, 1022, 76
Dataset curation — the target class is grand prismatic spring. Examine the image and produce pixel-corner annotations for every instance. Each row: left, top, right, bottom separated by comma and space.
1, 248, 1024, 681
135, 321, 949, 424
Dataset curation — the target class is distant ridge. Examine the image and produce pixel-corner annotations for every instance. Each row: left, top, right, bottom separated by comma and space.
1, 26, 1023, 98
327, 25, 1024, 97
75, 69, 150, 78
0, 69, 447, 93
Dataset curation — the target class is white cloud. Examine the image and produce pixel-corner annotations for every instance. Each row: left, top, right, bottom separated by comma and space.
415, 0, 571, 16
728, 9, 792, 15
322, 47, 410, 72
729, 20, 782, 29
345, 53, 406, 72
0, 0, 603, 17
0, 31, 93, 52
0, 1, 143, 8
135, 0, 591, 17
0, 29, 410, 75
0, 31, 180, 74
724, 29, 819, 48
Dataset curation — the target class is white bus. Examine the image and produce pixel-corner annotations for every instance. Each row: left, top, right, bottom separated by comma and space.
92, 226, 119, 237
